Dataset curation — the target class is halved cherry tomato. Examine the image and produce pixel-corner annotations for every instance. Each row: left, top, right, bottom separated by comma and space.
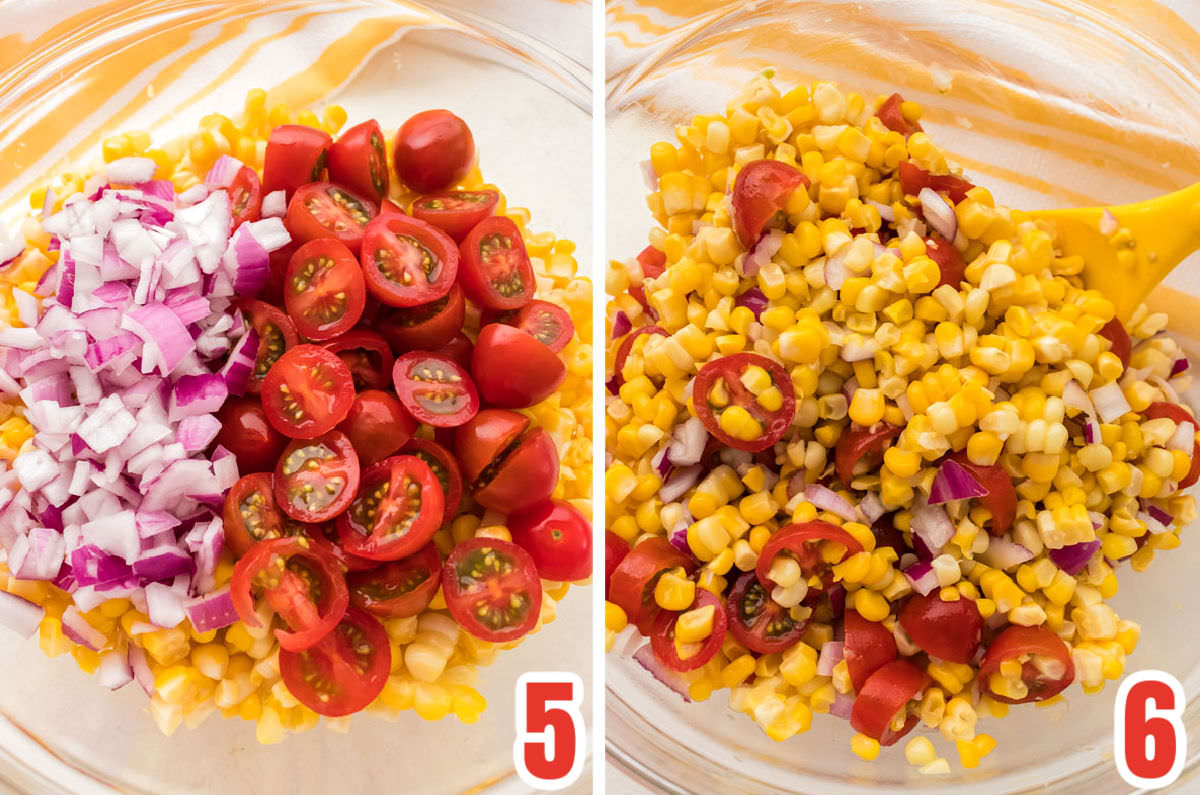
336, 389, 417, 466
897, 161, 975, 203
979, 625, 1075, 704
458, 215, 535, 310
835, 423, 902, 488
392, 351, 480, 428
472, 323, 566, 409
402, 438, 463, 525
898, 591, 983, 663
411, 190, 498, 242
377, 284, 465, 352
231, 536, 349, 651
286, 182, 378, 254
327, 119, 389, 202
443, 537, 541, 642
509, 500, 592, 582
215, 398, 287, 476
273, 431, 360, 523
321, 330, 394, 390
393, 109, 475, 194
239, 299, 298, 394
222, 473, 286, 557
609, 326, 669, 391
283, 239, 366, 341
850, 659, 928, 744
875, 92, 921, 137
514, 300, 574, 353
227, 165, 262, 229
608, 537, 696, 634
650, 588, 727, 672
731, 160, 810, 248
926, 235, 965, 289
949, 450, 1017, 535
1098, 317, 1132, 369
290, 518, 377, 573
279, 605, 389, 716
693, 353, 796, 452
605, 531, 631, 597
636, 245, 666, 278
1145, 401, 1200, 489
262, 125, 332, 199
360, 213, 458, 307
261, 241, 297, 306
844, 609, 899, 692
378, 199, 406, 218
755, 521, 863, 592
433, 333, 474, 370
347, 543, 442, 618
726, 571, 807, 654
454, 409, 528, 484
261, 345, 355, 439
471, 427, 558, 514
336, 455, 444, 561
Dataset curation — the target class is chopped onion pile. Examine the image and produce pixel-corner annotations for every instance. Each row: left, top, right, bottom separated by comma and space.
0, 158, 289, 642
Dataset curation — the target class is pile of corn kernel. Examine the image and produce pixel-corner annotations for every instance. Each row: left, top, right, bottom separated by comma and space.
0, 89, 593, 743
604, 71, 1195, 772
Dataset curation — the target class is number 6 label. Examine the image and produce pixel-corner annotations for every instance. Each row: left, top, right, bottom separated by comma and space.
514, 672, 586, 790
1114, 670, 1186, 790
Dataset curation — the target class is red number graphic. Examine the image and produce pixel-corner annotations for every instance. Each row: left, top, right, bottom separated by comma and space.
1114, 670, 1186, 790
514, 672, 585, 790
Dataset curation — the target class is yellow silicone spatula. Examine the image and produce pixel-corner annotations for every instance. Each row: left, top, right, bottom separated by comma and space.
1017, 181, 1200, 322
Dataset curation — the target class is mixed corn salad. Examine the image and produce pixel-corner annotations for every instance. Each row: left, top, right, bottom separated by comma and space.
603, 72, 1196, 772
0, 90, 592, 743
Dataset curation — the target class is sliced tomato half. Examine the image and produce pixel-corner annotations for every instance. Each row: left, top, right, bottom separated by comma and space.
693, 352, 796, 452
286, 182, 378, 254
283, 238, 366, 341
850, 659, 928, 744
261, 344, 355, 439
650, 588, 727, 672
402, 438, 463, 526
336, 455, 444, 561
608, 537, 697, 634
262, 125, 332, 199
376, 284, 465, 352
273, 431, 361, 523
443, 537, 541, 643
347, 543, 442, 618
239, 299, 299, 394
731, 160, 809, 248
321, 329, 394, 390
411, 190, 499, 242
978, 625, 1075, 704
835, 423, 902, 488
278, 605, 390, 716
327, 119, 389, 202
458, 215, 535, 310
361, 213, 459, 307
392, 351, 480, 428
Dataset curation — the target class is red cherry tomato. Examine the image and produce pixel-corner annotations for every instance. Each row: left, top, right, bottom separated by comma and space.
376, 284, 465, 352
726, 571, 807, 655
898, 591, 983, 664
393, 109, 475, 194
430, 333, 473, 370
238, 299, 298, 394
609, 326, 669, 390
411, 190, 499, 242
755, 521, 863, 592
286, 182, 378, 255
926, 236, 965, 289
402, 437, 463, 526
273, 431, 361, 523
261, 241, 296, 306
227, 166, 262, 229
835, 423, 902, 489
336, 455, 444, 561
457, 215, 535, 310
844, 609, 899, 692
443, 537, 541, 643
470, 426, 558, 515
875, 93, 921, 137
262, 124, 332, 199
231, 536, 349, 652
897, 161, 974, 203
215, 398, 287, 475
347, 543, 442, 618
327, 119, 389, 202
261, 344, 355, 439
979, 625, 1075, 704
650, 588, 727, 672
392, 351, 480, 428
1145, 401, 1200, 488
360, 213, 459, 308
222, 473, 287, 557
850, 659, 928, 744
949, 450, 1017, 535
279, 605, 389, 716
509, 500, 592, 582
454, 409, 528, 486
514, 300, 575, 353
336, 389, 417, 467
608, 537, 696, 634
283, 239, 366, 341
731, 160, 810, 248
321, 330, 394, 390
605, 531, 630, 597
636, 245, 666, 278
471, 323, 566, 409
693, 353, 796, 452
1098, 317, 1132, 370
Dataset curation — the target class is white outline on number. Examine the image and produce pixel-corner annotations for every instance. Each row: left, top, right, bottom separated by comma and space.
514, 671, 586, 791
1114, 670, 1186, 790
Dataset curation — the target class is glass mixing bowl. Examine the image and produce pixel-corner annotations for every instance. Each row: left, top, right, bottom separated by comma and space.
605, 1, 1200, 792
0, 2, 591, 793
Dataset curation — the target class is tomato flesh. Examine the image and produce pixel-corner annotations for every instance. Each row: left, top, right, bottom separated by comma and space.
215, 397, 287, 475
608, 537, 696, 634
458, 216, 535, 310
835, 423, 902, 489
850, 659, 928, 744
1098, 317, 1132, 369
693, 352, 796, 452
263, 125, 332, 199
273, 430, 361, 523
509, 500, 592, 582
726, 571, 807, 654
223, 472, 286, 557
336, 389, 416, 467
227, 166, 262, 229
286, 182, 378, 254
472, 427, 558, 514
949, 450, 1017, 535
443, 538, 541, 642
755, 521, 863, 592
979, 625, 1075, 704
926, 236, 965, 289
393, 351, 480, 428
876, 93, 921, 137
377, 284, 465, 352
279, 605, 389, 716
284, 239, 366, 341
897, 161, 974, 203
328, 119, 389, 202
1145, 401, 1200, 489
515, 300, 574, 353
472, 323, 566, 409
348, 543, 442, 618
604, 531, 631, 597
411, 190, 498, 242
336, 455, 444, 561
361, 214, 459, 308
731, 160, 809, 248
897, 591, 983, 664
844, 609, 898, 692
402, 438, 463, 526
261, 344, 355, 439
321, 330, 394, 391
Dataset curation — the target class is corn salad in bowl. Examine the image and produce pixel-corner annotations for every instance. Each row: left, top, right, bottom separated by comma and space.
603, 71, 1196, 773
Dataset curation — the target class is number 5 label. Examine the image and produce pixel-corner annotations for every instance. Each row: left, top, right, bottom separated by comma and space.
1114, 670, 1186, 790
514, 672, 586, 790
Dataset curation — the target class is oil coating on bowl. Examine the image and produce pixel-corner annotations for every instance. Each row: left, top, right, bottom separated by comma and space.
605, 1, 1200, 792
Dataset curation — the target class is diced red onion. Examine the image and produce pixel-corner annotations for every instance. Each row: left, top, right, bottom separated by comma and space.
1082, 419, 1099, 445
858, 492, 886, 525
743, 229, 783, 277
183, 586, 239, 632
203, 155, 244, 190
105, 157, 157, 185
816, 641, 844, 676
639, 159, 658, 191
1167, 420, 1195, 453
133, 546, 196, 581
829, 691, 855, 720
823, 250, 849, 291
903, 561, 939, 596
666, 417, 707, 467
0, 236, 23, 268
0, 591, 44, 639
61, 605, 107, 650
168, 373, 227, 422
1061, 380, 1095, 418
804, 484, 857, 523
145, 582, 186, 628
911, 501, 955, 554
866, 199, 895, 223
1099, 209, 1118, 237
979, 536, 1033, 570
1048, 540, 1100, 575
8, 527, 64, 580
928, 458, 988, 505
660, 465, 703, 503
632, 643, 692, 702
1089, 382, 1131, 423
219, 328, 258, 397
128, 644, 156, 696
95, 650, 134, 690
918, 187, 958, 240
261, 190, 287, 218
611, 310, 632, 339
668, 527, 692, 556
734, 287, 768, 320
1138, 510, 1169, 535
650, 446, 673, 479
1171, 358, 1190, 377
1147, 504, 1174, 527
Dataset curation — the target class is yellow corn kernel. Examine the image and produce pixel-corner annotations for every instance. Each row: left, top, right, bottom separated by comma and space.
851, 733, 881, 761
